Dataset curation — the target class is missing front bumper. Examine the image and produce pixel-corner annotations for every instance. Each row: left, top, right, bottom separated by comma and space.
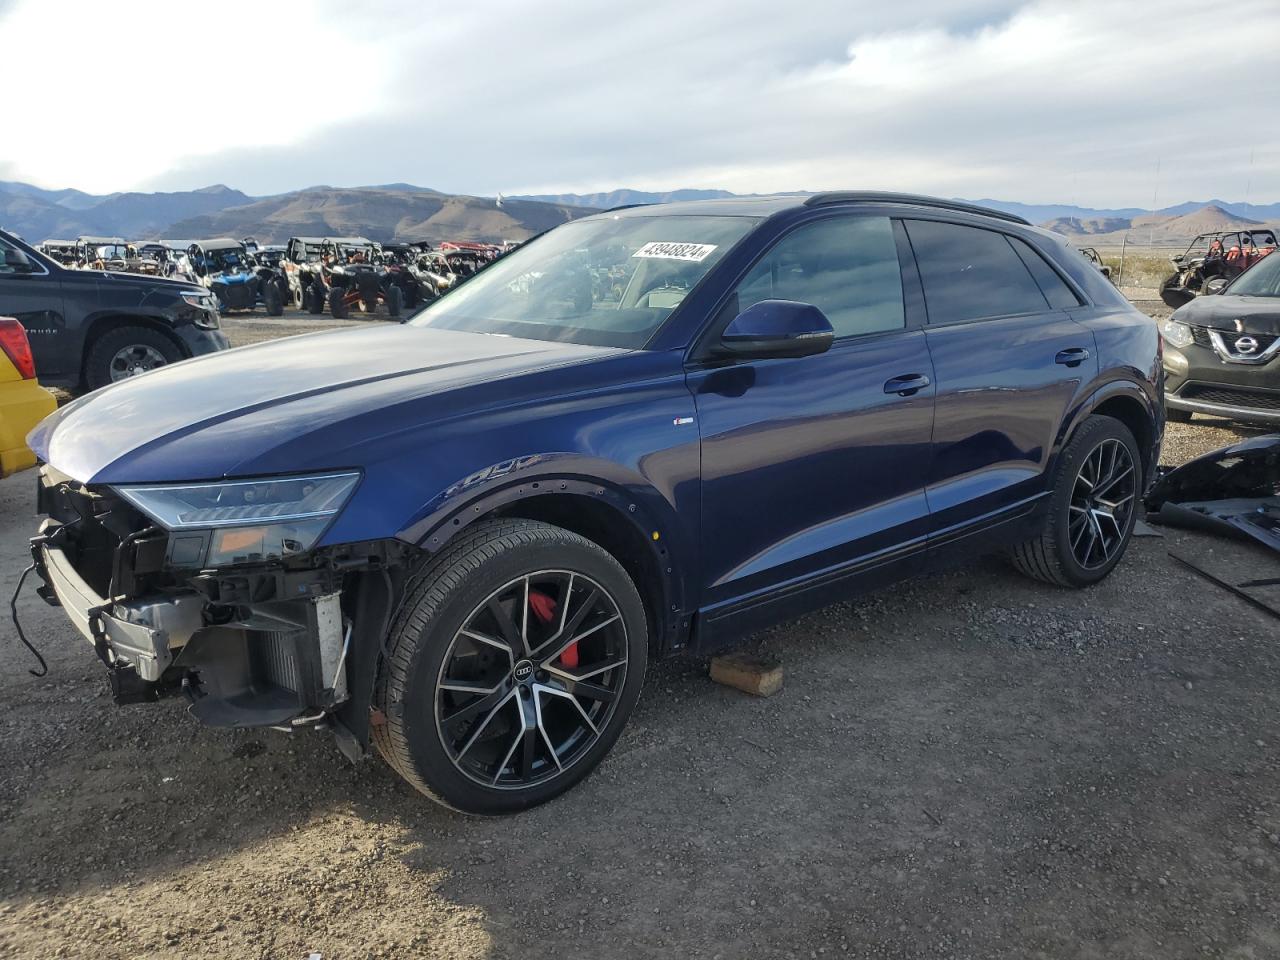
34, 519, 351, 727
37, 521, 203, 682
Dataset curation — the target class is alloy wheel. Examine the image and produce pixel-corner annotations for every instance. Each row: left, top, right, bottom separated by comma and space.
1068, 438, 1136, 569
434, 570, 629, 789
109, 344, 169, 381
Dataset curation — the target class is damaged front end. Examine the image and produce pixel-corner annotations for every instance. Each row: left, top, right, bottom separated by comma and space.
1144, 434, 1280, 552
29, 466, 411, 749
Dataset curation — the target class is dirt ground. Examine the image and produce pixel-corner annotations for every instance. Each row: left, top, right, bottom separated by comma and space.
2, 305, 1279, 960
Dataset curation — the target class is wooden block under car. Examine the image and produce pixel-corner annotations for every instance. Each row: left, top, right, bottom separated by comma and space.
709, 653, 784, 697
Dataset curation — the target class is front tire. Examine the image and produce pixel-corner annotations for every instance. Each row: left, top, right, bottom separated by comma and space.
373, 519, 648, 814
85, 326, 183, 390
263, 280, 284, 316
308, 280, 326, 315
330, 287, 349, 319
1165, 406, 1193, 424
1010, 415, 1142, 588
1160, 272, 1195, 309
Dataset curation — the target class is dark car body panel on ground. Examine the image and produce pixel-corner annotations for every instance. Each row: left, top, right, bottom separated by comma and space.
0, 229, 228, 389
25, 193, 1163, 810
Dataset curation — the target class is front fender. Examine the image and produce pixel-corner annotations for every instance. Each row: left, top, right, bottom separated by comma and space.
401, 459, 693, 629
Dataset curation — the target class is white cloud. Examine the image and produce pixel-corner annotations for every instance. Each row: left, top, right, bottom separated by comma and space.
1, 0, 391, 192
2, 0, 1277, 207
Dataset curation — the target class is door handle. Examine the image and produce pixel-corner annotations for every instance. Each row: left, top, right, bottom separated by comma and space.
1055, 347, 1090, 367
883, 373, 931, 397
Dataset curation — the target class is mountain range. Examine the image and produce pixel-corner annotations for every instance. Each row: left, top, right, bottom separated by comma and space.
2, 180, 1277, 246
165, 188, 589, 245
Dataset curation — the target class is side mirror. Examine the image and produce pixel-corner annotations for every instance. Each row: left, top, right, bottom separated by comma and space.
1203, 278, 1228, 295
715, 299, 835, 360
4, 248, 34, 273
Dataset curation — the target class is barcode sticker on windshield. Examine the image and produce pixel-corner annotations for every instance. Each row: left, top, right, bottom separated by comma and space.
632, 242, 717, 262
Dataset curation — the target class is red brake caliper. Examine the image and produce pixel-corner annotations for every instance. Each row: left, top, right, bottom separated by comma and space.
528, 590, 578, 667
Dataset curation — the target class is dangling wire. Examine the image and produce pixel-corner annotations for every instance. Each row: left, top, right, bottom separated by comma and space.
10, 564, 48, 677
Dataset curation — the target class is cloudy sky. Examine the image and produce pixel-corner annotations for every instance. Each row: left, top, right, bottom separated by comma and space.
2, 0, 1277, 208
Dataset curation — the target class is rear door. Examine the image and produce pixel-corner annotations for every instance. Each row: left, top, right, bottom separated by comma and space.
901, 218, 1097, 544
0, 234, 69, 380
690, 214, 936, 634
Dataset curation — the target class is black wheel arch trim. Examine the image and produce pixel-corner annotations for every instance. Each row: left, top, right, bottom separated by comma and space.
1047, 376, 1158, 492
1083, 377, 1162, 485
399, 472, 686, 641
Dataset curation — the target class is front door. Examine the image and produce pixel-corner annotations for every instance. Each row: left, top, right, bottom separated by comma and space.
689, 214, 936, 637
0, 236, 67, 379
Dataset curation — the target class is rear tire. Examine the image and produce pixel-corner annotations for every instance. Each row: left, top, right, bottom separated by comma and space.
1009, 415, 1142, 588
387, 284, 403, 318
85, 326, 183, 390
372, 519, 648, 814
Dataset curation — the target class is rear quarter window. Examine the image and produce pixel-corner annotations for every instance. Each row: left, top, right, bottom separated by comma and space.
1008, 236, 1083, 309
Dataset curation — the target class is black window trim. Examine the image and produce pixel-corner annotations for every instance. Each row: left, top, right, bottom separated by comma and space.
687, 209, 919, 364
899, 217, 1084, 328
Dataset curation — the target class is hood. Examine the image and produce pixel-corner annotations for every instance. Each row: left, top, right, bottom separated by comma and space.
29, 325, 622, 485
1172, 294, 1280, 335
64, 268, 204, 296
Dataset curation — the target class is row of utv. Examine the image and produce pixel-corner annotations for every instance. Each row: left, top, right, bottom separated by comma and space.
37, 235, 517, 318
1159, 228, 1278, 308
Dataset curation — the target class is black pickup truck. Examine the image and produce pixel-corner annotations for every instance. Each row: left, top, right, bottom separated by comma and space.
0, 228, 228, 392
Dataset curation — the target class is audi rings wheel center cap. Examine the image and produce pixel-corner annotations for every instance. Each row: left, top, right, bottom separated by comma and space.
512, 660, 535, 683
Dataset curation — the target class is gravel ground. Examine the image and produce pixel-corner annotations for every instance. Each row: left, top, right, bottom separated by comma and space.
2, 305, 1278, 959
220, 311, 388, 348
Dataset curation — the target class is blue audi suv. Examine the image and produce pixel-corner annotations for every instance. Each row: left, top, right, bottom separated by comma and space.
25, 193, 1162, 813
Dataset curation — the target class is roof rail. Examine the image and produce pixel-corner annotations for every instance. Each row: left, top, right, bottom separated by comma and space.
803, 191, 1031, 226
601, 203, 653, 213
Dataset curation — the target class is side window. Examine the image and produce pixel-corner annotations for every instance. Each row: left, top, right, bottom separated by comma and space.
905, 220, 1049, 324
734, 216, 905, 339
1008, 236, 1083, 309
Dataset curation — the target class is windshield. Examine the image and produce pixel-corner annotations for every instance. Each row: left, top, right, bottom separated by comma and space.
204, 248, 251, 272
337, 244, 376, 262
1228, 251, 1280, 297
411, 215, 757, 347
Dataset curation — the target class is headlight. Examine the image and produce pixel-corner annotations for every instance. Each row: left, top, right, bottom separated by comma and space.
1160, 319, 1194, 348
182, 291, 221, 329
115, 472, 360, 567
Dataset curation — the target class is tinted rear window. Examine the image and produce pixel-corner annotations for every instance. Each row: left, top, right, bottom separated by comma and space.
905, 220, 1049, 324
